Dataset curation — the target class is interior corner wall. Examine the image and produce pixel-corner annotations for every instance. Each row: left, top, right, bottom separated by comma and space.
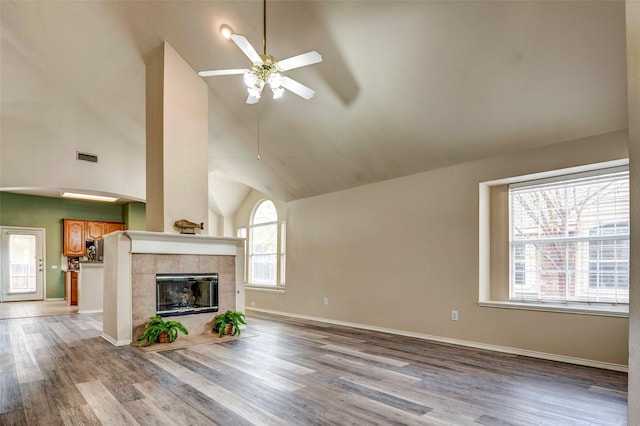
247, 130, 630, 366
626, 0, 640, 422
208, 209, 221, 236
145, 42, 208, 233
222, 215, 236, 237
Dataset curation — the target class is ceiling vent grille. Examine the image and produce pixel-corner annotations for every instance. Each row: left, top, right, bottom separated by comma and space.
76, 152, 98, 163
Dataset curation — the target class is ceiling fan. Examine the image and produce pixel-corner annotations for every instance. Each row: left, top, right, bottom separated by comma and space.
198, 0, 322, 104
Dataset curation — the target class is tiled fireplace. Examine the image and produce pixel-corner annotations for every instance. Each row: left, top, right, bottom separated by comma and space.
155, 273, 219, 316
101, 231, 245, 346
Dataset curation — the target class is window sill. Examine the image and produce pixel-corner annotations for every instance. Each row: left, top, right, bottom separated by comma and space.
245, 285, 285, 294
477, 301, 628, 318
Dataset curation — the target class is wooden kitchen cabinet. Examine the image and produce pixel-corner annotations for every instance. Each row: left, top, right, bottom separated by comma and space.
63, 219, 125, 256
104, 222, 125, 235
85, 221, 107, 240
63, 219, 86, 256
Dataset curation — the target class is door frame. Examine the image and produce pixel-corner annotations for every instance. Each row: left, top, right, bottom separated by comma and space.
0, 226, 47, 302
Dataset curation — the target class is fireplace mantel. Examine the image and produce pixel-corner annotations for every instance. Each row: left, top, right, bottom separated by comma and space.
125, 231, 242, 255
101, 231, 245, 346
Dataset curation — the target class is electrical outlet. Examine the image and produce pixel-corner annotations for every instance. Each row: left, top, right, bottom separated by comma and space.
251, 301, 255, 307
323, 297, 329, 305
451, 310, 458, 321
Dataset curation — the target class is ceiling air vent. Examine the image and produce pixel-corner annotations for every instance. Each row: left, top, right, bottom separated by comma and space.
76, 151, 98, 163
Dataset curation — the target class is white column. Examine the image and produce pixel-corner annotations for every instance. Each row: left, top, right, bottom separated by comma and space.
145, 42, 209, 234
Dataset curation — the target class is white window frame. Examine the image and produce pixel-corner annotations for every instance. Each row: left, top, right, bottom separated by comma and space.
246, 200, 286, 290
478, 159, 630, 317
509, 167, 629, 305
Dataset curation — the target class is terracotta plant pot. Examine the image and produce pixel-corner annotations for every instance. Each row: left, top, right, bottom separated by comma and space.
223, 324, 234, 335
157, 331, 171, 343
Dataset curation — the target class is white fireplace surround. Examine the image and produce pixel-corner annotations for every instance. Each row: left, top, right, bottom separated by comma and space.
101, 231, 245, 346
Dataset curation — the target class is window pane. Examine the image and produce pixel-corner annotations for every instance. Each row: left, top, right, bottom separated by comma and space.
251, 223, 277, 254
237, 227, 246, 238
509, 168, 629, 305
9, 234, 37, 293
253, 200, 277, 224
251, 254, 277, 285
249, 200, 279, 286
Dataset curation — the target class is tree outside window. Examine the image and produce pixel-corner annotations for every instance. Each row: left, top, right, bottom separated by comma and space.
510, 168, 629, 304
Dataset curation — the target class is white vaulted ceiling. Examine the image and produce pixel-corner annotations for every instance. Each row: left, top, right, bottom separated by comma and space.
0, 1, 628, 203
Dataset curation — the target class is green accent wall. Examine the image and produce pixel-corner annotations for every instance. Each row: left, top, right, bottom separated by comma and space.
124, 202, 146, 231
0, 193, 145, 299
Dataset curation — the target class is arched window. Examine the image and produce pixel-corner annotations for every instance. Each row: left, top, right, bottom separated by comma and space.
249, 200, 279, 286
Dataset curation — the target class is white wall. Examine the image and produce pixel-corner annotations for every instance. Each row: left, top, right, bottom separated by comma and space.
0, 38, 145, 200
145, 42, 209, 233
243, 130, 630, 367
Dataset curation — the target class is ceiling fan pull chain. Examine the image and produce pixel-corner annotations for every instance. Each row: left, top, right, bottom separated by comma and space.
257, 102, 261, 160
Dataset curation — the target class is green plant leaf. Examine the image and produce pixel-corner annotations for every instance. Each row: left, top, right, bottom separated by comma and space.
136, 315, 188, 346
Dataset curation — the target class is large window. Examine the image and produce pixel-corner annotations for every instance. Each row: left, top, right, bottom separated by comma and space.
248, 200, 285, 287
509, 167, 629, 305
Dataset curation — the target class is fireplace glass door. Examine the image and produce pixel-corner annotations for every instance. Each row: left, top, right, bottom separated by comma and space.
156, 273, 218, 316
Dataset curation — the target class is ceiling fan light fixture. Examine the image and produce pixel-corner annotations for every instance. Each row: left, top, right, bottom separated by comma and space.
243, 70, 258, 87
248, 85, 263, 99
219, 24, 234, 40
199, 0, 322, 104
271, 86, 284, 99
268, 72, 282, 88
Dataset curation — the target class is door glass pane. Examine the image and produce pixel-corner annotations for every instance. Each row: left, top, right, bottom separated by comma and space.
9, 234, 36, 293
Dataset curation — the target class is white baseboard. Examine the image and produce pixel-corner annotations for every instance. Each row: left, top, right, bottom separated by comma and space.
101, 333, 131, 347
247, 307, 628, 373
78, 309, 103, 314
45, 298, 65, 301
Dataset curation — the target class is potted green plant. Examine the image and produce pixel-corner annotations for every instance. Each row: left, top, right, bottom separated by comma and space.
136, 315, 188, 346
213, 310, 247, 337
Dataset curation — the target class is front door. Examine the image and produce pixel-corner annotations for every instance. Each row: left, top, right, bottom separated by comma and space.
1, 227, 45, 302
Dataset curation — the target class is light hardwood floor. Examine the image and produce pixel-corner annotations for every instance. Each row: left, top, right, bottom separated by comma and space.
0, 300, 78, 320
0, 311, 627, 425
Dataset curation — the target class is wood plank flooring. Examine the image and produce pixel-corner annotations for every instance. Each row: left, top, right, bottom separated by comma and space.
0, 311, 627, 425
0, 300, 78, 320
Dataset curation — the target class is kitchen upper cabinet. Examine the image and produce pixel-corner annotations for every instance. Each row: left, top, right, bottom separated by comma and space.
63, 219, 85, 256
85, 221, 106, 241
104, 222, 125, 235
63, 219, 125, 256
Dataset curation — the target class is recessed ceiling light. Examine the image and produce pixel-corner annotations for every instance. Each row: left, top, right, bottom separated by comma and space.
62, 192, 118, 203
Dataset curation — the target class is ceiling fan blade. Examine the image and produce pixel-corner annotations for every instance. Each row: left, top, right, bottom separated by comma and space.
230, 34, 263, 65
198, 69, 246, 77
277, 51, 322, 71
280, 76, 316, 100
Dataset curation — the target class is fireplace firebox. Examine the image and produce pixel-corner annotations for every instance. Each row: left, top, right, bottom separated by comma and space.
156, 273, 218, 316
